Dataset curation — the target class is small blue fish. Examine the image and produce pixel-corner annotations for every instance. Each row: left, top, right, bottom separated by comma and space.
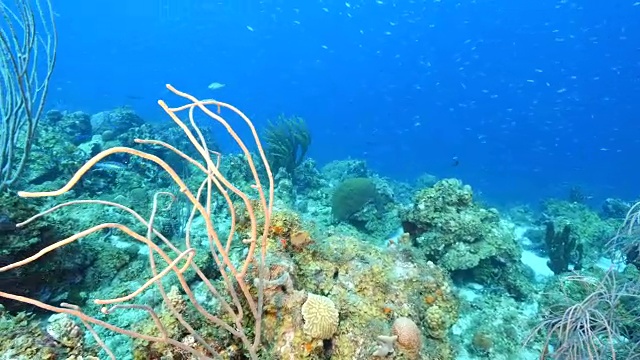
93, 161, 127, 171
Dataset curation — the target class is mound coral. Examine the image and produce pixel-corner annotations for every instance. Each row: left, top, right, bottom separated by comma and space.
301, 293, 340, 339
331, 177, 378, 221
392, 317, 422, 359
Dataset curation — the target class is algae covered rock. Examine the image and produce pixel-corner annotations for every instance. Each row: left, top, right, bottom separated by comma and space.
289, 235, 458, 359
402, 179, 519, 271
401, 179, 532, 299
541, 199, 619, 264
0, 305, 64, 359
0, 193, 95, 311
90, 107, 144, 137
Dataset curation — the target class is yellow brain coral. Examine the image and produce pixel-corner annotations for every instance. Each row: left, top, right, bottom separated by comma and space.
301, 293, 339, 339
392, 317, 422, 359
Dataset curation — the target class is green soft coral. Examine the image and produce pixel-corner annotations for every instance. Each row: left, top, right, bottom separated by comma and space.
263, 114, 311, 175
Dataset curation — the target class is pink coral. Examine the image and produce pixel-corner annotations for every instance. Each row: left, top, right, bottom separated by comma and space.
392, 317, 422, 359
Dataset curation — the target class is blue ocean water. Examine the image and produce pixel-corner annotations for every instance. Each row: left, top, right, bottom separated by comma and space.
49, 0, 640, 205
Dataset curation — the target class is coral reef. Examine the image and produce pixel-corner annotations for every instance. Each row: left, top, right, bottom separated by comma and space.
291, 235, 458, 359
0, 304, 94, 359
0, 193, 95, 311
533, 199, 620, 266
5, 100, 637, 360
401, 178, 532, 299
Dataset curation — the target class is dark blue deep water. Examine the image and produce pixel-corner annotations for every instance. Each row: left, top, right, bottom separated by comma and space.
50, 0, 640, 205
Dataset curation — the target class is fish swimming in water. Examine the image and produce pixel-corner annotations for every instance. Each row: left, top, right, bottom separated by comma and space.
93, 161, 127, 171
208, 82, 226, 90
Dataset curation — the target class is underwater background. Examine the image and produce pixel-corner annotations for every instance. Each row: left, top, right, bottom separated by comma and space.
49, 0, 640, 204
2, 0, 640, 359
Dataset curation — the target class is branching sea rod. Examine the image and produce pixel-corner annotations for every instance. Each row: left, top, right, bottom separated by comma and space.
0, 84, 274, 359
